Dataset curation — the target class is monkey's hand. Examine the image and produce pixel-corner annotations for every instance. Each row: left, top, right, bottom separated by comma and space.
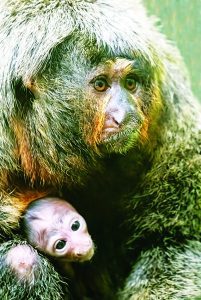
0, 240, 69, 300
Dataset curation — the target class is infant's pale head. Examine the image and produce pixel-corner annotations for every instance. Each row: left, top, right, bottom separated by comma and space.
22, 197, 94, 262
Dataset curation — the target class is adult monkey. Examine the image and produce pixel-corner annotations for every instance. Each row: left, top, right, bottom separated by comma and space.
0, 0, 201, 299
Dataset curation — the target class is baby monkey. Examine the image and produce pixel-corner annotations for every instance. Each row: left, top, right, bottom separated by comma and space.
22, 197, 95, 263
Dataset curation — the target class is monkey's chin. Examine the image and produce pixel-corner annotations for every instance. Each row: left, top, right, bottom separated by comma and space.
78, 247, 95, 263
99, 128, 140, 154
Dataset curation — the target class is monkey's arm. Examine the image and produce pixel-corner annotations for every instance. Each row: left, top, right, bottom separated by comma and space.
119, 133, 201, 299
120, 241, 201, 300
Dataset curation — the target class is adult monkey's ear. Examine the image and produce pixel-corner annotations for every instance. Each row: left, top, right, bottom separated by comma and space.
12, 78, 36, 112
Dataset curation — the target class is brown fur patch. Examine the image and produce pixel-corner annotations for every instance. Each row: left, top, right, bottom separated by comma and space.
12, 120, 56, 184
136, 84, 163, 145
82, 95, 106, 151
13, 190, 50, 213
84, 111, 105, 148
140, 85, 163, 145
0, 189, 51, 233
140, 117, 149, 143
12, 120, 38, 182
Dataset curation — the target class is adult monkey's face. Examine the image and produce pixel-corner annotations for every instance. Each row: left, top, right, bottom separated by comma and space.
84, 57, 161, 154
14, 39, 161, 185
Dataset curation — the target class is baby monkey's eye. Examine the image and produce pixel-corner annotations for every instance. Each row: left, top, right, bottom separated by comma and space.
54, 240, 67, 251
93, 77, 109, 92
71, 220, 80, 231
125, 76, 137, 91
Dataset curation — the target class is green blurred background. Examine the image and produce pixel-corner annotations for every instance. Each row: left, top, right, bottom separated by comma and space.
144, 0, 201, 99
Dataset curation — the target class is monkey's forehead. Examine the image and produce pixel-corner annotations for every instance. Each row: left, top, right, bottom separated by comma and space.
40, 198, 77, 212
88, 58, 150, 80
27, 198, 77, 213
0, 0, 160, 80
30, 205, 80, 221
29, 209, 83, 232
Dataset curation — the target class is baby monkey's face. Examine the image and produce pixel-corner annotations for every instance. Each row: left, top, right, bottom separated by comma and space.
27, 199, 94, 262
45, 210, 94, 262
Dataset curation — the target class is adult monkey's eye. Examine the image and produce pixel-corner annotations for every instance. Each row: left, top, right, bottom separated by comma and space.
54, 240, 67, 251
71, 220, 80, 231
125, 76, 137, 91
93, 77, 109, 92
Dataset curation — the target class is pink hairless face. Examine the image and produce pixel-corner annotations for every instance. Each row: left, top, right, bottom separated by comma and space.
24, 198, 95, 262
